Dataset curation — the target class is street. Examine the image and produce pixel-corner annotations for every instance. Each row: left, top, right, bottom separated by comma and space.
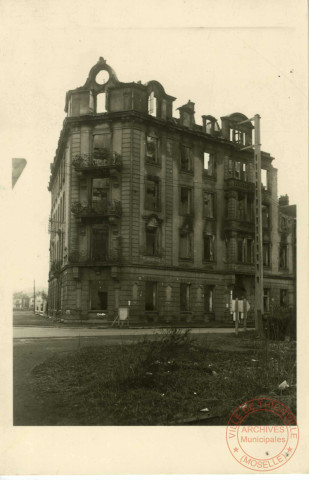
13, 311, 250, 425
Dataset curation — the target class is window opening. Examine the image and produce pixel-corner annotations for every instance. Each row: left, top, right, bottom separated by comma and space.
204, 235, 214, 261
180, 187, 192, 215
96, 93, 106, 113
204, 192, 214, 218
180, 284, 190, 311
146, 136, 158, 163
204, 286, 214, 313
145, 282, 157, 311
145, 178, 159, 210
148, 92, 157, 116
181, 146, 192, 172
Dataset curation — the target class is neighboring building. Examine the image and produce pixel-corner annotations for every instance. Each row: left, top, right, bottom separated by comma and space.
47, 57, 296, 324
29, 293, 47, 314
13, 293, 30, 310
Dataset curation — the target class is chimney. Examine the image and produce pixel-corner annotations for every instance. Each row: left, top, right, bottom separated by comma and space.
279, 195, 289, 206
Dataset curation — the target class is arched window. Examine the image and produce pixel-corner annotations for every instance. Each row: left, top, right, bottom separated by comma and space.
96, 92, 106, 113
148, 91, 157, 116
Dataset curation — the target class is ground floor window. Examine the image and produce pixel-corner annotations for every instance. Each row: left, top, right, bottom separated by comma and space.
280, 289, 288, 306
204, 285, 214, 313
263, 288, 270, 313
89, 281, 108, 310
180, 283, 190, 311
145, 281, 157, 311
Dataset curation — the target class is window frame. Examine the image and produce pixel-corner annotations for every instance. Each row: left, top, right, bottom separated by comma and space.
203, 234, 215, 262
145, 281, 158, 311
204, 285, 214, 313
179, 186, 193, 216
180, 145, 193, 173
145, 175, 160, 211
180, 283, 191, 312
146, 135, 159, 165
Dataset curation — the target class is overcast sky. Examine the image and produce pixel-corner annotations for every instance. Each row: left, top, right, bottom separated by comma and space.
1, 0, 307, 292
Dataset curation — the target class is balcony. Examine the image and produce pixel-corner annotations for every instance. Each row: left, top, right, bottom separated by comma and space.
72, 151, 122, 175
68, 249, 120, 265
225, 177, 254, 193
224, 218, 254, 234
71, 200, 122, 222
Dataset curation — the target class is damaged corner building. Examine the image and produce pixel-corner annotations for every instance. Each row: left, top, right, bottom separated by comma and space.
48, 57, 296, 325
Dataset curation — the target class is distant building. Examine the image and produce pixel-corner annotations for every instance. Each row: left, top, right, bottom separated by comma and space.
48, 57, 296, 324
13, 293, 30, 310
29, 293, 47, 314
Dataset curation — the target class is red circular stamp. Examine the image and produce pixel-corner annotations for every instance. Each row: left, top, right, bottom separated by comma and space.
226, 397, 299, 472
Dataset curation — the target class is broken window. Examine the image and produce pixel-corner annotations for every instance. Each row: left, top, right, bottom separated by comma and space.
204, 285, 214, 313
280, 289, 288, 306
204, 235, 215, 261
180, 284, 190, 311
180, 187, 192, 215
279, 244, 288, 269
263, 243, 270, 267
145, 218, 160, 256
96, 93, 106, 113
247, 197, 254, 221
91, 178, 109, 212
242, 163, 247, 181
237, 238, 245, 263
261, 169, 268, 190
91, 228, 108, 262
180, 232, 192, 259
237, 193, 246, 220
148, 92, 157, 117
262, 205, 270, 228
263, 288, 270, 313
203, 153, 214, 175
181, 146, 193, 172
93, 133, 111, 160
145, 281, 157, 311
146, 136, 158, 163
228, 158, 233, 176
89, 281, 108, 310
230, 129, 245, 145
247, 239, 254, 264
145, 177, 160, 210
203, 192, 214, 218
235, 161, 241, 179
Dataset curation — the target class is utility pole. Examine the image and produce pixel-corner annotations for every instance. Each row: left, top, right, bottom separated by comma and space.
238, 114, 264, 335
253, 115, 264, 335
33, 279, 36, 314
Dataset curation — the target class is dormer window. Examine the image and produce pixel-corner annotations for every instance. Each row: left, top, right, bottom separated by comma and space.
96, 92, 106, 113
148, 91, 157, 117
230, 128, 245, 145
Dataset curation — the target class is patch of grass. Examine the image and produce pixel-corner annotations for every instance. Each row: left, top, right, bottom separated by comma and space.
31, 330, 296, 425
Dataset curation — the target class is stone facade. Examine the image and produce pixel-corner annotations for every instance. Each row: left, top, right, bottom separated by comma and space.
48, 57, 296, 325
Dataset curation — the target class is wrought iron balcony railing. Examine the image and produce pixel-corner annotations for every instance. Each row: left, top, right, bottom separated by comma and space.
225, 177, 254, 193
72, 151, 122, 171
71, 200, 122, 218
68, 249, 120, 264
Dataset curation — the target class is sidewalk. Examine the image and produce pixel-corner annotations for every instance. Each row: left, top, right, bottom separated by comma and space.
13, 325, 248, 339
